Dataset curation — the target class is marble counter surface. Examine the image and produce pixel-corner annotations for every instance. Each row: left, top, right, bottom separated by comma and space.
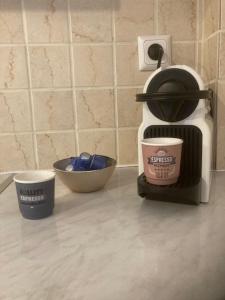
1, 167, 225, 300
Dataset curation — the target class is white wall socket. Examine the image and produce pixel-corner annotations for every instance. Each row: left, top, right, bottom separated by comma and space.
138, 35, 171, 71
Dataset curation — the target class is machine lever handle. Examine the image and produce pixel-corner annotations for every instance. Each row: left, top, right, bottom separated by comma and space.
136, 89, 213, 102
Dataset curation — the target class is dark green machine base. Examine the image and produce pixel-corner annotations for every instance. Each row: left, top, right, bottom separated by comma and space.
138, 173, 201, 205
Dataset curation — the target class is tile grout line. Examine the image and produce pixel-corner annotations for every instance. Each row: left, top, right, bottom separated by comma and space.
0, 42, 114, 47
200, 0, 205, 78
0, 85, 144, 92
0, 130, 75, 136
0, 40, 200, 47
217, 32, 220, 81
21, 0, 39, 169
67, 0, 79, 155
112, 1, 119, 163
195, 0, 200, 71
0, 127, 134, 136
214, 18, 220, 168
154, 0, 158, 35
172, 41, 199, 44
215, 27, 220, 167
117, 164, 138, 168
217, 0, 222, 80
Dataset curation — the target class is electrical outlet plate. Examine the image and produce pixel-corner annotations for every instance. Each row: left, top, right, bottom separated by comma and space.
138, 35, 171, 71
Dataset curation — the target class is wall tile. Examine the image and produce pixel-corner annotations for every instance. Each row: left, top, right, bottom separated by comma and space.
36, 132, 76, 169
222, 0, 225, 29
219, 32, 225, 79
197, 42, 202, 75
114, 0, 154, 42
203, 0, 220, 38
78, 130, 116, 158
116, 43, 150, 86
202, 34, 219, 82
24, 0, 69, 43
197, 0, 203, 40
158, 0, 196, 41
70, 0, 112, 43
33, 90, 74, 131
117, 88, 142, 127
118, 128, 138, 165
0, 134, 35, 171
74, 45, 113, 87
29, 46, 71, 88
201, 0, 223, 170
0, 47, 28, 88
172, 43, 196, 69
216, 126, 225, 169
0, 0, 218, 170
217, 81, 225, 127
76, 89, 115, 129
0, 91, 32, 133
0, 0, 24, 43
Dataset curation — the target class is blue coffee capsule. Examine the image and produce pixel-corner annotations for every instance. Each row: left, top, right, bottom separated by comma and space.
80, 152, 91, 160
72, 156, 86, 171
79, 152, 92, 170
65, 164, 74, 171
65, 157, 84, 171
90, 155, 107, 170
65, 153, 107, 171
71, 152, 91, 171
65, 157, 76, 171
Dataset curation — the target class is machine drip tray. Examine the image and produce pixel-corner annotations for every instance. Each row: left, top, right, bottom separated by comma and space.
138, 173, 201, 205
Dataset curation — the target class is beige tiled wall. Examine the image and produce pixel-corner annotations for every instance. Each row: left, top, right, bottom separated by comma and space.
201, 0, 225, 169
0, 0, 199, 171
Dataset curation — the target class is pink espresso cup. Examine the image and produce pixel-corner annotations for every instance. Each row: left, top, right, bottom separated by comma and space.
142, 137, 183, 185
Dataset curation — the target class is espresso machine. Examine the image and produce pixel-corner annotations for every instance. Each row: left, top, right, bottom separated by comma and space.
136, 65, 213, 205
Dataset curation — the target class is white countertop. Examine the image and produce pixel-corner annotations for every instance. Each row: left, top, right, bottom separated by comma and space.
1, 167, 225, 300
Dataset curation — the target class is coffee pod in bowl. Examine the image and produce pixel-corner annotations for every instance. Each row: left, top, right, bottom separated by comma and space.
14, 171, 55, 220
141, 137, 183, 185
